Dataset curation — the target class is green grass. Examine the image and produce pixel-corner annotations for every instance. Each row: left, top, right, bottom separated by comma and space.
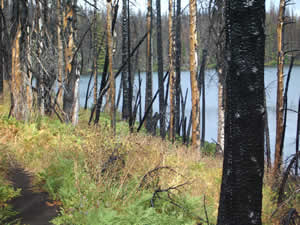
0, 150, 21, 225
0, 103, 297, 224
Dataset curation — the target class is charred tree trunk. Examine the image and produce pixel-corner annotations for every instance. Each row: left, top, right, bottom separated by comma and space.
189, 0, 200, 149
156, 0, 166, 138
264, 89, 271, 170
169, 0, 175, 141
62, 0, 80, 125
1, 0, 9, 100
127, 0, 133, 132
217, 0, 265, 224
121, 0, 129, 120
145, 0, 153, 132
11, 0, 32, 121
93, 0, 98, 106
107, 0, 116, 133
296, 98, 300, 176
56, 0, 64, 107
0, 0, 3, 104
200, 49, 207, 148
278, 57, 294, 169
38, 0, 53, 115
175, 0, 181, 136
274, 0, 286, 176
35, 0, 45, 115
93, 1, 119, 125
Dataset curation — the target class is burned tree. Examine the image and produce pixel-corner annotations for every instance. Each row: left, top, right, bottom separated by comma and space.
175, 0, 181, 136
62, 0, 81, 125
145, 0, 153, 132
189, 0, 200, 149
107, 0, 116, 133
56, 0, 64, 107
156, 0, 166, 138
93, 0, 98, 106
273, 0, 288, 176
217, 0, 265, 224
121, 0, 129, 120
169, 0, 175, 141
11, 0, 33, 121
0, 0, 4, 104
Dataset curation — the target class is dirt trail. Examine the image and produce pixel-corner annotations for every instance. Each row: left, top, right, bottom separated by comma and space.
4, 167, 58, 225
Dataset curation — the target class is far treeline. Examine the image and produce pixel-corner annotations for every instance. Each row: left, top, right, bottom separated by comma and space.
0, 0, 299, 224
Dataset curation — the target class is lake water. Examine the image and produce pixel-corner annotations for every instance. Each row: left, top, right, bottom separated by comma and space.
80, 66, 300, 160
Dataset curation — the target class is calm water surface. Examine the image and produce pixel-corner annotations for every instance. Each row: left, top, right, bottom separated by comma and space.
80, 66, 300, 160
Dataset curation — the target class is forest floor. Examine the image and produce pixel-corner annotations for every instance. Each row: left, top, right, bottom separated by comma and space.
3, 166, 58, 225
0, 101, 299, 225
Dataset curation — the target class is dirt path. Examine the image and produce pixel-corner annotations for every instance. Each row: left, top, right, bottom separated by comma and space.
4, 167, 59, 225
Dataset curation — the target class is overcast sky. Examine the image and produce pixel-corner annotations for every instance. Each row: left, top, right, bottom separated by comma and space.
156, 0, 300, 15
80, 0, 300, 15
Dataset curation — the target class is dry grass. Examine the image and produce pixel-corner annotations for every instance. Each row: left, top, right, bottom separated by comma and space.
0, 103, 297, 224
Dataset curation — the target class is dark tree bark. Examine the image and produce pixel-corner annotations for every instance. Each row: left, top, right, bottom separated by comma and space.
199, 49, 207, 148
296, 98, 300, 176
93, 2, 119, 124
156, 0, 166, 138
121, 0, 129, 120
217, 0, 265, 224
93, 0, 98, 106
90, 28, 147, 126
0, 0, 3, 103
175, 0, 181, 136
180, 88, 188, 143
145, 0, 153, 132
168, 0, 175, 141
138, 72, 169, 133
264, 89, 271, 170
127, 0, 134, 132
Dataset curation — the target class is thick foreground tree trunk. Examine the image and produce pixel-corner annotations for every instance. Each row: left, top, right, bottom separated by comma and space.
0, 0, 3, 104
217, 1, 265, 224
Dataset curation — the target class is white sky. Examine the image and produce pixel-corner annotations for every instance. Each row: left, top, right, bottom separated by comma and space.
79, 0, 300, 16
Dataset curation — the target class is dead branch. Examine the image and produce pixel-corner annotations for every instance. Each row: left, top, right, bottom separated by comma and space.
139, 166, 181, 189
277, 151, 300, 205
203, 195, 210, 225
281, 208, 300, 225
150, 182, 189, 207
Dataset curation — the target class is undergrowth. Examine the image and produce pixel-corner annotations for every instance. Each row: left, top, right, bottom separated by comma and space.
0, 104, 297, 224
0, 151, 21, 225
